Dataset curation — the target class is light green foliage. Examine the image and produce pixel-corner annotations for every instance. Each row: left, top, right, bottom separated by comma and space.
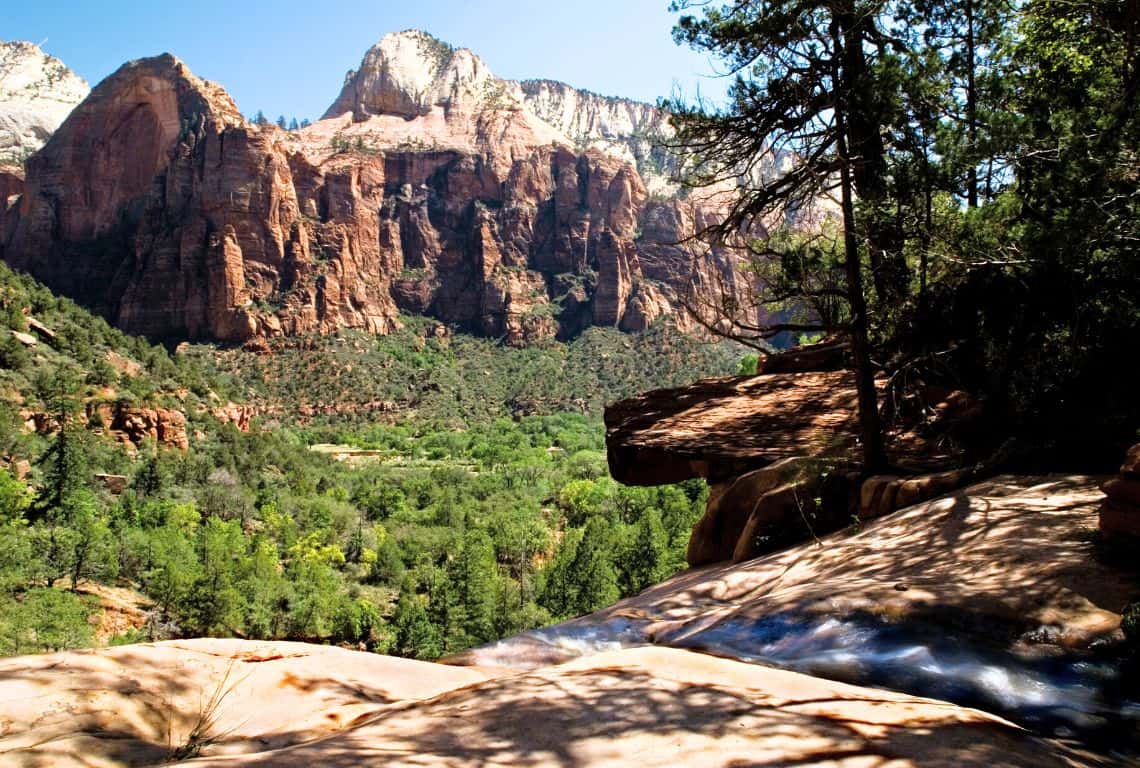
0, 262, 723, 660
0, 468, 30, 523
0, 588, 95, 655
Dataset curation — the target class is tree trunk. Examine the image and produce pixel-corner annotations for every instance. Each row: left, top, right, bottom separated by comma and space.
966, 0, 979, 208
833, 11, 888, 474
838, 0, 908, 303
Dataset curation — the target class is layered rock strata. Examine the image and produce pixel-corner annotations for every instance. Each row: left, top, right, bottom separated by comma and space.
2, 32, 765, 345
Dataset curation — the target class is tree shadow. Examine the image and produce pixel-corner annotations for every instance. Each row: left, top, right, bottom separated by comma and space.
185, 657, 1087, 767
0, 640, 448, 767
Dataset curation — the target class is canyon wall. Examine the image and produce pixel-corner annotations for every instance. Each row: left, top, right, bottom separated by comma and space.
1, 31, 760, 345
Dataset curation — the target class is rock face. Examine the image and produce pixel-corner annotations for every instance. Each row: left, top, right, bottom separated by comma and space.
0, 165, 22, 238
1100, 443, 1140, 539
1, 32, 760, 345
0, 41, 89, 165
324, 30, 677, 189
25, 401, 193, 451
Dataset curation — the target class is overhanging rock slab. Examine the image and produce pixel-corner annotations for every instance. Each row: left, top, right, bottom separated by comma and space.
605, 371, 864, 486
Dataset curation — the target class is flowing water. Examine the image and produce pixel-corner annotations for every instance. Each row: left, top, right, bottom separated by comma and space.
461, 608, 1140, 759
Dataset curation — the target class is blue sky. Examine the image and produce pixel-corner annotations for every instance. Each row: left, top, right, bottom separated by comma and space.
4, 0, 730, 120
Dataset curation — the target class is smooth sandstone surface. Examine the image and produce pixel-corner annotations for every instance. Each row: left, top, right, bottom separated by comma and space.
0, 639, 490, 767
186, 646, 1078, 768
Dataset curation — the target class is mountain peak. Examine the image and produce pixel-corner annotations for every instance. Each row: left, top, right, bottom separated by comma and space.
0, 40, 89, 163
324, 29, 496, 121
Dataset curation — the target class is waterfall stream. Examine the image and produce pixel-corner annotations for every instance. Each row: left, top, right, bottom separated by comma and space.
460, 608, 1140, 759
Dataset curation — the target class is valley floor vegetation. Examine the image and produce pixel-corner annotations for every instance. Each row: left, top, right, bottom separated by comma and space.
0, 262, 735, 658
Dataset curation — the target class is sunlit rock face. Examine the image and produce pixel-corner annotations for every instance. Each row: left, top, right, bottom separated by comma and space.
0, 41, 89, 165
2, 54, 386, 342
0, 31, 781, 345
324, 30, 677, 190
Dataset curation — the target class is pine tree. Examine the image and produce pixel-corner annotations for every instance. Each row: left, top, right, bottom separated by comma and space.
452, 529, 498, 646
565, 517, 620, 615
669, 0, 898, 470
37, 372, 87, 516
622, 508, 671, 595
393, 581, 443, 659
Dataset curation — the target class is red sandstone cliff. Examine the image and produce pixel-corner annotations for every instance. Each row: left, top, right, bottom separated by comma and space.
0, 33, 758, 345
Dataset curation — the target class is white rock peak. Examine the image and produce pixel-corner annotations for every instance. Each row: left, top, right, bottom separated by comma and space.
323, 30, 677, 186
0, 41, 89, 164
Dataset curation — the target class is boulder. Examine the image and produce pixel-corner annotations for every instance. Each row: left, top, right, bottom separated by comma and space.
687, 459, 799, 566
860, 474, 902, 521
860, 468, 978, 521
9, 329, 36, 347
755, 337, 849, 374
1102, 476, 1140, 508
1100, 443, 1140, 541
1101, 501, 1140, 539
1121, 443, 1140, 478
731, 480, 819, 563
94, 473, 128, 495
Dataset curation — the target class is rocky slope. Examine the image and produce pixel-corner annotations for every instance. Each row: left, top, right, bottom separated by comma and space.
0, 41, 88, 164
0, 31, 760, 346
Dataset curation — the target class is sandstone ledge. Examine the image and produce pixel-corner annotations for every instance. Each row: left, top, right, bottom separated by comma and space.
603, 476, 1138, 649
604, 371, 963, 487
605, 371, 864, 486
0, 639, 490, 766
